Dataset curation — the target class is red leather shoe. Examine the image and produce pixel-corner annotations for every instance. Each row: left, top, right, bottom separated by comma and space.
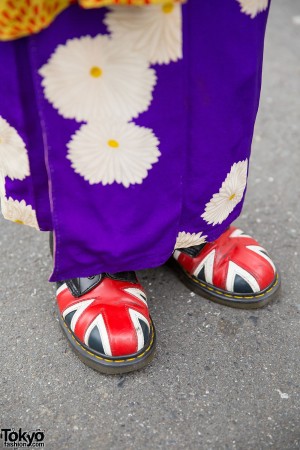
168, 226, 281, 309
56, 272, 156, 374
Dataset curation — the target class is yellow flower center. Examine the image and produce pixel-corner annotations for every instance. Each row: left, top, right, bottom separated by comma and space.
90, 66, 102, 78
107, 139, 119, 148
162, 3, 174, 14
14, 219, 24, 225
229, 193, 236, 201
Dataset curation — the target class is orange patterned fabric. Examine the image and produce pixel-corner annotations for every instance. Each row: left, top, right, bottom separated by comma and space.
79, 0, 183, 6
0, 0, 184, 41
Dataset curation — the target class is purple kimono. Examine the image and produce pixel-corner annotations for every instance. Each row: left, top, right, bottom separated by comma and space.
0, 0, 270, 281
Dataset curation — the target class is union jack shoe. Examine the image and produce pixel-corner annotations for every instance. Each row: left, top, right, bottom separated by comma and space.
56, 272, 156, 374
169, 226, 281, 309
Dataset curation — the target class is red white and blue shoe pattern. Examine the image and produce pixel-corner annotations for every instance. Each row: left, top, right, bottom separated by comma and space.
56, 273, 156, 374
169, 226, 280, 308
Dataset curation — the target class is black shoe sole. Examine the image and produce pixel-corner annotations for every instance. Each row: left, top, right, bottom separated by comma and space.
167, 257, 281, 309
57, 305, 156, 374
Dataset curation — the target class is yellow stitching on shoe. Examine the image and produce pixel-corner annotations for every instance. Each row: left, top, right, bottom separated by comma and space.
61, 318, 154, 364
182, 267, 279, 301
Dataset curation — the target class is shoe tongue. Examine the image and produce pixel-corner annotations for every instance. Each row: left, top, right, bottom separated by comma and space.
178, 243, 207, 257
66, 272, 138, 297
66, 275, 103, 298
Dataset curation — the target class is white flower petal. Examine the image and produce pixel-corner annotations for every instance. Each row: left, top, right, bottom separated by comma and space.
201, 160, 248, 226
1, 197, 39, 229
0, 117, 30, 180
39, 35, 157, 122
175, 231, 207, 249
236, 0, 268, 18
105, 4, 183, 65
0, 171, 6, 198
67, 119, 160, 188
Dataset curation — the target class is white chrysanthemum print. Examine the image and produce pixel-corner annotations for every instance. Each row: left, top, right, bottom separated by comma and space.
67, 120, 160, 188
236, 0, 268, 18
39, 35, 156, 122
1, 197, 39, 229
201, 160, 248, 226
104, 4, 182, 65
175, 231, 207, 249
0, 117, 30, 180
0, 172, 5, 198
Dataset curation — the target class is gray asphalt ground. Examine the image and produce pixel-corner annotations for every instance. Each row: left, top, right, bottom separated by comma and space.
1, 1, 300, 449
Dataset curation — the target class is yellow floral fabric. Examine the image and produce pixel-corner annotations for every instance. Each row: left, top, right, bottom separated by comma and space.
0, 0, 184, 41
